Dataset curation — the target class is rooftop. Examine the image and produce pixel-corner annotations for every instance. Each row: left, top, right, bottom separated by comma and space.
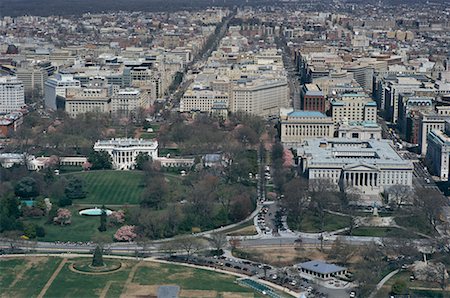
288, 111, 328, 118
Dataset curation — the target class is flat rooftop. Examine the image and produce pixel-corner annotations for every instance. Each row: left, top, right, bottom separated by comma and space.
298, 138, 412, 167
287, 111, 328, 118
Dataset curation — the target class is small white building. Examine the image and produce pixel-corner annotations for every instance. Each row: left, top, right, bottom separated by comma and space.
93, 138, 158, 170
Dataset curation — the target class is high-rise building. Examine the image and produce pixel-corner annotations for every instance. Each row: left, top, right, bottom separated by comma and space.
44, 74, 81, 110
0, 76, 24, 114
301, 84, 326, 113
331, 93, 377, 124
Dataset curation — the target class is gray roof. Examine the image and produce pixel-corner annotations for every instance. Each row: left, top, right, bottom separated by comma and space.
298, 260, 346, 275
157, 285, 180, 298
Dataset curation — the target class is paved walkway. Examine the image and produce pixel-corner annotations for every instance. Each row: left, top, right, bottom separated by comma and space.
368, 269, 399, 298
37, 258, 67, 298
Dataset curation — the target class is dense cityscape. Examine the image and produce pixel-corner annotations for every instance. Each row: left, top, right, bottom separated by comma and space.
0, 0, 449, 297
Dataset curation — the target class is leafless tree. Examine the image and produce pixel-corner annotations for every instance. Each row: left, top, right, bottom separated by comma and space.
387, 185, 413, 209
172, 236, 206, 260
208, 232, 227, 254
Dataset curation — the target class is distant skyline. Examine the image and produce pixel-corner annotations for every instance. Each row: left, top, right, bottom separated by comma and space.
1, 0, 448, 17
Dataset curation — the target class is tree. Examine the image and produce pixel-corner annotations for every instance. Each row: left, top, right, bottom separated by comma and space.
209, 232, 227, 255
53, 208, 71, 225
64, 177, 87, 199
387, 185, 413, 209
88, 151, 112, 170
415, 187, 446, 229
14, 177, 39, 198
135, 152, 150, 170
391, 280, 407, 295
114, 225, 137, 242
140, 177, 168, 209
328, 237, 353, 265
91, 245, 104, 267
282, 177, 309, 230
172, 236, 206, 260
98, 206, 107, 232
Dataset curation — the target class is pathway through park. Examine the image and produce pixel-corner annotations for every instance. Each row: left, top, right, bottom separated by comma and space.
37, 258, 68, 298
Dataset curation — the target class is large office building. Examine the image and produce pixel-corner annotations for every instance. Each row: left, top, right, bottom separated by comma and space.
280, 109, 334, 145
64, 87, 112, 118
44, 74, 81, 110
426, 121, 450, 181
331, 93, 377, 124
111, 88, 149, 115
229, 78, 289, 117
180, 89, 229, 113
93, 138, 158, 170
297, 138, 413, 200
301, 83, 326, 113
0, 77, 24, 114
419, 112, 449, 155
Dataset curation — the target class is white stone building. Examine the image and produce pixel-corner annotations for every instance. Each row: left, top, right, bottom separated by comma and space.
111, 88, 148, 115
44, 74, 81, 110
425, 122, 450, 181
93, 138, 158, 170
0, 77, 24, 114
337, 121, 382, 140
330, 93, 377, 125
279, 109, 334, 145
297, 139, 413, 200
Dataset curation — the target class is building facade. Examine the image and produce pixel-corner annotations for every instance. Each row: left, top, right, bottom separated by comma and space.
331, 93, 377, 124
301, 84, 326, 113
93, 138, 158, 170
297, 139, 413, 200
337, 121, 382, 140
426, 122, 450, 181
0, 77, 24, 114
280, 109, 334, 145
44, 74, 81, 110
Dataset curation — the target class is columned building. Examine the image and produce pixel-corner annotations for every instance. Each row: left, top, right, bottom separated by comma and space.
94, 138, 158, 170
280, 109, 334, 145
297, 139, 413, 201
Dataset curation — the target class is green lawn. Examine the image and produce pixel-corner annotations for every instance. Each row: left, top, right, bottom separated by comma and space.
133, 263, 255, 292
1, 257, 263, 298
288, 211, 350, 233
68, 170, 145, 205
25, 205, 116, 242
346, 227, 421, 238
0, 257, 61, 298
395, 213, 439, 237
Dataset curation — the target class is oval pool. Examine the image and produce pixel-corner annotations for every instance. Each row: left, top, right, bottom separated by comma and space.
79, 208, 113, 216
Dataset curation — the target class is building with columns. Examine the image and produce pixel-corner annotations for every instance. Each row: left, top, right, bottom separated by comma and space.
297, 138, 413, 200
279, 108, 334, 145
94, 138, 158, 170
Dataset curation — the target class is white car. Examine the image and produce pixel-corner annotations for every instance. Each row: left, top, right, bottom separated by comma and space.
349, 291, 356, 298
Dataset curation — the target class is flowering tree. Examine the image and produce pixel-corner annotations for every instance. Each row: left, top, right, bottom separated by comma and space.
53, 208, 71, 225
82, 161, 92, 171
282, 148, 294, 167
114, 225, 137, 242
109, 210, 125, 226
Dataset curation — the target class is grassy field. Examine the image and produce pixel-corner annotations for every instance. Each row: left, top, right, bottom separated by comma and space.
0, 257, 61, 298
395, 213, 439, 236
68, 170, 145, 205
345, 227, 421, 238
288, 211, 350, 233
25, 205, 116, 242
0, 256, 264, 298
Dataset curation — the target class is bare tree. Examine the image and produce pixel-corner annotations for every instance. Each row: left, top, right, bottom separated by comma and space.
208, 232, 227, 255
387, 185, 413, 209
415, 187, 446, 229
172, 236, 206, 260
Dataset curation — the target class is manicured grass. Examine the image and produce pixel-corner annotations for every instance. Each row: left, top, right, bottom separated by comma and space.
133, 262, 255, 293
0, 257, 61, 298
395, 213, 439, 236
1, 257, 262, 298
25, 205, 116, 242
346, 227, 421, 238
288, 211, 350, 233
69, 170, 145, 205
45, 258, 133, 298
